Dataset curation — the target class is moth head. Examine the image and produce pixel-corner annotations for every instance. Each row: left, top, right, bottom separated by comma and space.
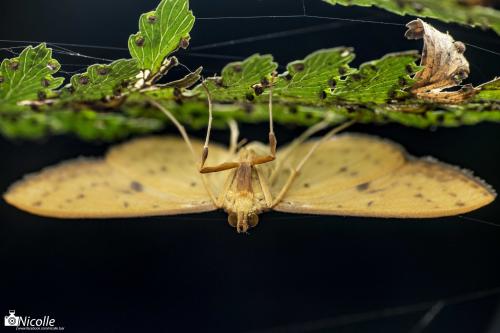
228, 211, 259, 233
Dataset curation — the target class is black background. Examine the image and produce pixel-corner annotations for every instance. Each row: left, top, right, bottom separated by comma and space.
1, 1, 500, 332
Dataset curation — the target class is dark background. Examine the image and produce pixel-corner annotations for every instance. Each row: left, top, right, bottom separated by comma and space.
1, 1, 500, 332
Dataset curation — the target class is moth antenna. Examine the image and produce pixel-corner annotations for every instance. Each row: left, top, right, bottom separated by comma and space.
228, 118, 240, 155
148, 97, 219, 205
147, 98, 196, 159
268, 73, 277, 157
201, 81, 214, 166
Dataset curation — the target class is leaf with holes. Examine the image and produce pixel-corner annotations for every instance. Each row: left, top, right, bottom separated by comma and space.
273, 48, 355, 103
63, 59, 139, 102
201, 54, 278, 102
0, 43, 64, 105
324, 0, 500, 35
331, 51, 421, 103
128, 0, 195, 78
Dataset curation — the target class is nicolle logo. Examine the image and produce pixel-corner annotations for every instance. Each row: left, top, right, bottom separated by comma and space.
4, 310, 64, 330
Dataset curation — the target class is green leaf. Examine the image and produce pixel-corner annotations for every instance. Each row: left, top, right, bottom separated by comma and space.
475, 78, 500, 101
201, 54, 278, 101
0, 43, 64, 105
64, 59, 139, 101
128, 0, 195, 75
273, 48, 355, 103
323, 0, 500, 35
0, 107, 163, 141
331, 51, 420, 103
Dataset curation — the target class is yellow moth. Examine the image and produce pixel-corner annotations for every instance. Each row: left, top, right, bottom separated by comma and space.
3, 19, 496, 233
3, 89, 496, 233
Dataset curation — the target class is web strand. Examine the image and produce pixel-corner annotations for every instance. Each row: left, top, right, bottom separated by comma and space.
246, 287, 500, 333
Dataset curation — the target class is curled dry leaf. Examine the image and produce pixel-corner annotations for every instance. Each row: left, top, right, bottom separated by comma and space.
405, 19, 477, 103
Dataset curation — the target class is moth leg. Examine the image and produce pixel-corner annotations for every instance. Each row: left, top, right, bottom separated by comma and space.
271, 120, 356, 207
215, 170, 237, 208
256, 166, 274, 208
252, 82, 277, 166
198, 84, 240, 175
269, 117, 332, 184
148, 98, 218, 204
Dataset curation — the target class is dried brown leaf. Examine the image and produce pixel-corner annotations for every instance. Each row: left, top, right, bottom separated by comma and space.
405, 19, 477, 103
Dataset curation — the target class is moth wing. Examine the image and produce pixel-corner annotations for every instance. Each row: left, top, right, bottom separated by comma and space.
106, 136, 232, 196
273, 135, 495, 217
271, 134, 407, 198
4, 158, 216, 219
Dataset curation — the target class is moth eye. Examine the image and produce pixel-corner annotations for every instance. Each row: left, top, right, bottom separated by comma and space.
248, 214, 259, 228
228, 213, 238, 228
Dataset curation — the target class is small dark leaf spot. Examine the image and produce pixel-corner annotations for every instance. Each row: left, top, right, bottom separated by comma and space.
319, 90, 327, 99
79, 76, 89, 85
130, 181, 144, 192
260, 77, 269, 87
245, 93, 255, 101
328, 79, 336, 88
398, 77, 407, 86
357, 182, 370, 191
37, 91, 47, 100
147, 15, 157, 23
97, 67, 110, 76
351, 73, 362, 81
338, 66, 347, 75
284, 73, 293, 81
0, 76, 4, 83
41, 78, 50, 87
233, 64, 242, 73
179, 37, 190, 49
292, 62, 305, 72
10, 61, 19, 70
253, 85, 264, 96
405, 64, 414, 74
135, 36, 145, 47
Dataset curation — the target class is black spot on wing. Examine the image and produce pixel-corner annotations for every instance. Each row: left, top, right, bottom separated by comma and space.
356, 182, 370, 191
130, 181, 143, 192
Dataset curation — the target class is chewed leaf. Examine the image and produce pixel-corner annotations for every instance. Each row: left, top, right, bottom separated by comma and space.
128, 0, 195, 78
0, 43, 64, 105
273, 48, 355, 102
201, 54, 278, 102
324, 0, 500, 35
331, 51, 420, 103
64, 59, 139, 102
